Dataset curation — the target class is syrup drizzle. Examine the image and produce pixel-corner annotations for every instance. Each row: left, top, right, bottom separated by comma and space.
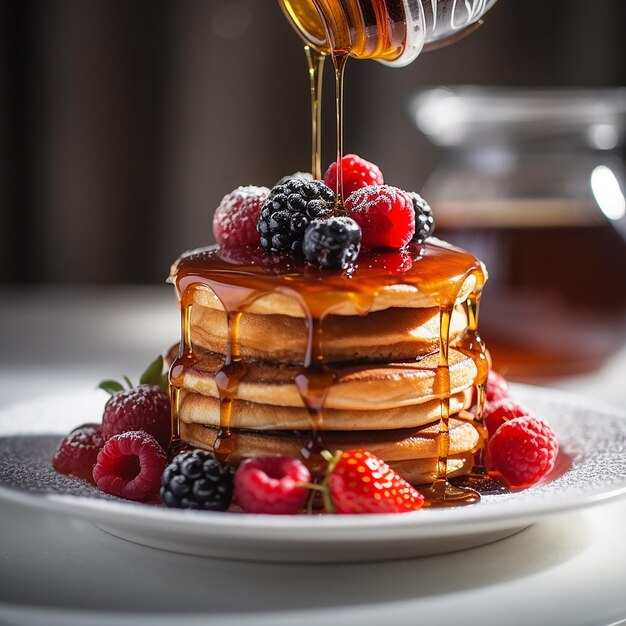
304, 45, 326, 179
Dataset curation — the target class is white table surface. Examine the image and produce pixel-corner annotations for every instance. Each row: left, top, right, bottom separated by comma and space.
1, 286, 626, 626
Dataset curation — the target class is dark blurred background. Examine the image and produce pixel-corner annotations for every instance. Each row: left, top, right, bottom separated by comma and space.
1, 0, 625, 284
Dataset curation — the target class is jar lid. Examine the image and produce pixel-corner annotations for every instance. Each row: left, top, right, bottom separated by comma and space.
411, 87, 626, 148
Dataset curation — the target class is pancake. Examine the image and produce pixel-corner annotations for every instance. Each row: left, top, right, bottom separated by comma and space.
179, 389, 471, 431
174, 346, 477, 411
183, 258, 481, 317
390, 453, 474, 485
179, 415, 480, 463
190, 304, 469, 363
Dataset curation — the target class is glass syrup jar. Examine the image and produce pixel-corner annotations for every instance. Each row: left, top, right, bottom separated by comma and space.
413, 87, 626, 381
278, 0, 499, 65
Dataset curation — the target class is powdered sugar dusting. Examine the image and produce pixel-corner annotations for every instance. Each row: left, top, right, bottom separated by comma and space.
212, 185, 269, 248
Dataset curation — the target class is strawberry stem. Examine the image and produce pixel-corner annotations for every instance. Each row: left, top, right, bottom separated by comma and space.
296, 449, 342, 514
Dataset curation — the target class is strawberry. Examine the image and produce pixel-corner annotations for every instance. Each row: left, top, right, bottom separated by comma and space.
317, 449, 424, 514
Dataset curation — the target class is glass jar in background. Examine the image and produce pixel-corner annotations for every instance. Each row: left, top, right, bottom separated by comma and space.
412, 87, 626, 381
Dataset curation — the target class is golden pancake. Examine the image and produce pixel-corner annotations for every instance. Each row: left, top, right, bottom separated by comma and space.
179, 389, 471, 431
190, 304, 468, 363
178, 250, 482, 317
389, 453, 474, 485
174, 346, 477, 410
179, 415, 480, 463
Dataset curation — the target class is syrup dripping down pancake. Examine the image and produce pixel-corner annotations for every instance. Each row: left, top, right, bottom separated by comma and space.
179, 416, 480, 463
169, 345, 477, 411
190, 303, 469, 364
178, 389, 471, 431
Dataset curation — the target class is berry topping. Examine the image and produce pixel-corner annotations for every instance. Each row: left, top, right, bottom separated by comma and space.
213, 185, 270, 249
485, 370, 509, 402
101, 384, 171, 449
345, 185, 415, 249
487, 417, 559, 488
405, 192, 435, 243
275, 171, 314, 186
52, 424, 105, 482
161, 449, 234, 511
257, 178, 335, 255
323, 154, 384, 198
322, 449, 424, 514
483, 398, 530, 437
93, 431, 167, 501
233, 456, 311, 514
303, 215, 362, 269
472, 370, 510, 407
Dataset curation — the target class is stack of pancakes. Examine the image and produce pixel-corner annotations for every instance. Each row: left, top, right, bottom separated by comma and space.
172, 273, 482, 485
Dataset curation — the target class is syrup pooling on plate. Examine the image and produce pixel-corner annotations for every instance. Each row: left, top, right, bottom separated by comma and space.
168, 241, 487, 505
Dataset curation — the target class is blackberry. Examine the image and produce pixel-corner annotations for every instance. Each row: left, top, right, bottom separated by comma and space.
406, 192, 435, 243
257, 178, 335, 255
303, 216, 361, 270
161, 449, 234, 511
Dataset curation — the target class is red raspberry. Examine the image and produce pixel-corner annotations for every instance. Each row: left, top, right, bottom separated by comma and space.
485, 370, 509, 402
213, 185, 269, 249
487, 417, 559, 488
101, 384, 171, 449
233, 456, 311, 514
52, 424, 105, 482
472, 370, 510, 407
93, 431, 167, 502
323, 154, 384, 198
483, 398, 530, 437
345, 185, 415, 249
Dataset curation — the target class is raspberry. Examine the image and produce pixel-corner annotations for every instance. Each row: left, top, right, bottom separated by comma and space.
485, 370, 509, 402
405, 192, 435, 243
93, 431, 167, 501
52, 424, 105, 482
472, 370, 510, 407
345, 185, 415, 249
213, 185, 270, 249
483, 398, 530, 437
257, 178, 335, 255
323, 154, 384, 198
303, 216, 362, 269
487, 416, 559, 488
233, 456, 311, 514
101, 384, 171, 449
161, 450, 234, 511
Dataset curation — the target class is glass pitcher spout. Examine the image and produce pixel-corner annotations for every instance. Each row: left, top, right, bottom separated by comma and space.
278, 0, 499, 66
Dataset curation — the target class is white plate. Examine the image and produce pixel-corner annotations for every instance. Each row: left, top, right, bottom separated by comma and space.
1, 384, 626, 563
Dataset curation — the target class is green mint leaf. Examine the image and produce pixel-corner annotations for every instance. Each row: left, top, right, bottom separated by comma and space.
140, 355, 164, 387
122, 375, 133, 389
98, 380, 125, 396
159, 371, 169, 393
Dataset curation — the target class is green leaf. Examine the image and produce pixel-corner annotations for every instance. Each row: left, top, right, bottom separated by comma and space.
98, 380, 125, 396
122, 375, 133, 389
140, 355, 165, 387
